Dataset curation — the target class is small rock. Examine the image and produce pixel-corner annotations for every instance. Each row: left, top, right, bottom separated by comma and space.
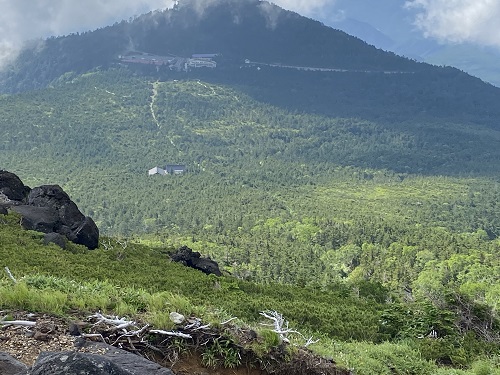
68, 323, 81, 336
33, 331, 50, 342
169, 312, 185, 325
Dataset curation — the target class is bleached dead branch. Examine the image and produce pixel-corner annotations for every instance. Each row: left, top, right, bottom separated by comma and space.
100, 239, 113, 250
193, 323, 211, 331
4, 267, 17, 284
260, 310, 319, 347
116, 239, 128, 250
221, 317, 238, 325
304, 336, 320, 347
110, 324, 151, 346
260, 310, 299, 338
88, 313, 136, 330
184, 318, 202, 330
0, 320, 36, 327
149, 330, 192, 339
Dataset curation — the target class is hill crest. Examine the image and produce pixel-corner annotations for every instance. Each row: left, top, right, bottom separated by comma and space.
0, 0, 423, 93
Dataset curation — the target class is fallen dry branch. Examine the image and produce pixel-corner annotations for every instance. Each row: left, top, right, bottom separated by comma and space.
88, 312, 137, 330
1, 309, 348, 375
149, 330, 192, 339
260, 310, 318, 347
4, 266, 17, 284
0, 320, 37, 327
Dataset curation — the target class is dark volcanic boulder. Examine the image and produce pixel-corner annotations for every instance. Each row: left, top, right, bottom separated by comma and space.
171, 245, 222, 276
0, 170, 31, 203
28, 185, 84, 225
73, 216, 99, 249
0, 172, 99, 250
30, 352, 132, 375
11, 206, 60, 233
1, 175, 99, 250
0, 352, 28, 375
30, 342, 174, 375
25, 185, 99, 249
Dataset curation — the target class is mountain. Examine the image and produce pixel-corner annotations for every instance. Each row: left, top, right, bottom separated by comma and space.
328, 17, 396, 52
2, 0, 500, 130
423, 43, 500, 87
0, 1, 499, 373
0, 0, 414, 93
318, 0, 500, 87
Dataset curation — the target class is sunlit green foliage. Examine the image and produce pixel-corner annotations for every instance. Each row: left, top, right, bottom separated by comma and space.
1, 68, 499, 374
1, 213, 499, 374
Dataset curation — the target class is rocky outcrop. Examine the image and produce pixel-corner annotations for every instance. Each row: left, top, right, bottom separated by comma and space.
0, 171, 99, 250
0, 353, 28, 375
0, 342, 175, 375
0, 170, 31, 203
171, 245, 222, 276
29, 352, 131, 375
11, 205, 60, 234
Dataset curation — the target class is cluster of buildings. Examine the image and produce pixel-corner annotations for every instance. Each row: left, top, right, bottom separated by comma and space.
148, 164, 187, 176
119, 52, 218, 71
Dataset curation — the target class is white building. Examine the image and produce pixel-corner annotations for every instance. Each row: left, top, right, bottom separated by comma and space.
148, 167, 167, 176
186, 58, 217, 69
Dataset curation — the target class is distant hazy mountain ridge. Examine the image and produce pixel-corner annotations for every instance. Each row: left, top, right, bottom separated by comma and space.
0, 0, 422, 93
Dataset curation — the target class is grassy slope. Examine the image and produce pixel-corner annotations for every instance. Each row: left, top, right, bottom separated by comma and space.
0, 69, 499, 372
1, 214, 498, 374
0, 68, 499, 302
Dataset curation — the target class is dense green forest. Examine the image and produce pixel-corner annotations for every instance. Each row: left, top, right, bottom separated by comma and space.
0, 2, 499, 371
0, 69, 499, 324
1, 212, 499, 374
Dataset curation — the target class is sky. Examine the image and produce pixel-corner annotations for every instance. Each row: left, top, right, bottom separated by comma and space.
406, 0, 500, 46
1, 0, 500, 67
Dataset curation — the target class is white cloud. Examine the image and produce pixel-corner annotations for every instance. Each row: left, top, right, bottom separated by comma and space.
0, 0, 175, 68
406, 0, 500, 47
0, 0, 339, 69
8, 0, 499, 70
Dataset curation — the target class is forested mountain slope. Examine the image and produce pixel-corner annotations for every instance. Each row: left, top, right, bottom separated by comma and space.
0, 0, 418, 94
0, 69, 499, 310
1, 208, 499, 374
0, 1, 499, 372
2, 0, 500, 133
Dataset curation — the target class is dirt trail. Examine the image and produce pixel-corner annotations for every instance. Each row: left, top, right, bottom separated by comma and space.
150, 81, 161, 128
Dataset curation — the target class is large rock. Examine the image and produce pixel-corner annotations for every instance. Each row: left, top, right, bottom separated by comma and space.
29, 342, 174, 375
26, 185, 98, 249
72, 216, 99, 249
0, 352, 29, 375
30, 352, 133, 375
0, 170, 31, 203
1, 172, 99, 250
171, 245, 222, 276
27, 185, 85, 226
11, 206, 60, 233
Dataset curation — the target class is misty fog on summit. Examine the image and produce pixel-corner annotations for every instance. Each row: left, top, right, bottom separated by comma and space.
1, 0, 500, 67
